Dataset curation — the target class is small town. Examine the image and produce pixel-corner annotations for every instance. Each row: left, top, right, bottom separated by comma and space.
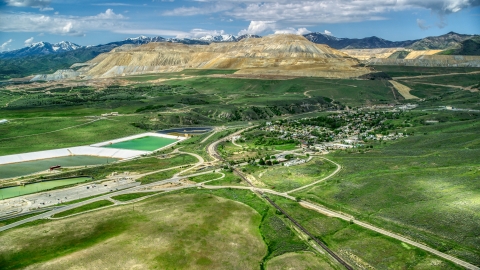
261, 109, 412, 152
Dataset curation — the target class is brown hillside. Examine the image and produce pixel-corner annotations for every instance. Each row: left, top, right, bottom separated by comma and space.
84, 34, 371, 78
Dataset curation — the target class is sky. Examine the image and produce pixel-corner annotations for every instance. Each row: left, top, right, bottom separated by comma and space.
0, 0, 479, 51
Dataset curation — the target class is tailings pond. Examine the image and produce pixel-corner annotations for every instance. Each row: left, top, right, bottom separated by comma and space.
104, 136, 178, 151
0, 156, 116, 179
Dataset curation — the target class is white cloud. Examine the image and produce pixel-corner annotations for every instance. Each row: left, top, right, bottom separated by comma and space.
238, 21, 311, 36
296, 27, 311, 35
0, 9, 127, 36
179, 29, 226, 38
238, 21, 276, 35
94, 9, 125, 19
163, 2, 234, 16
24, 37, 34, 46
114, 29, 189, 37
274, 27, 311, 35
164, 0, 480, 27
0, 39, 13, 51
324, 30, 332, 36
416, 19, 431, 30
5, 0, 52, 10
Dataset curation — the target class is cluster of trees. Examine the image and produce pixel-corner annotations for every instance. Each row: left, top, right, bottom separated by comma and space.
254, 137, 297, 146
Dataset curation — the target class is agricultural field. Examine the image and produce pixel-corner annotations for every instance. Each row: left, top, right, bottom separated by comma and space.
294, 113, 480, 265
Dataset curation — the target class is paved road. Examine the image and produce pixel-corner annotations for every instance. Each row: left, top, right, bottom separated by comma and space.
0, 169, 217, 232
207, 126, 255, 162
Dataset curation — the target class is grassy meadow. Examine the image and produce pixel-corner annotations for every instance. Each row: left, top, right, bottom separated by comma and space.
0, 193, 267, 270
52, 200, 114, 218
253, 158, 337, 192
271, 195, 461, 269
375, 66, 480, 77
294, 114, 480, 265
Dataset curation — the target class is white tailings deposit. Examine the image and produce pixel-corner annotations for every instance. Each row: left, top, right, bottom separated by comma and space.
0, 133, 185, 165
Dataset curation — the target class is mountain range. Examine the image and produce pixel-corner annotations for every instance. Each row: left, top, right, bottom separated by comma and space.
0, 34, 262, 59
0, 32, 478, 80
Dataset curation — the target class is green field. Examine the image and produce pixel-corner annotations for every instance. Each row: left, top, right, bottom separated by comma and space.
136, 168, 183, 184
375, 66, 480, 77
104, 136, 178, 151
402, 74, 480, 88
253, 158, 337, 192
0, 156, 115, 179
186, 172, 223, 183
52, 200, 114, 218
294, 115, 480, 265
271, 195, 460, 269
0, 116, 146, 155
111, 192, 159, 202
0, 177, 92, 199
266, 252, 340, 270
0, 192, 267, 269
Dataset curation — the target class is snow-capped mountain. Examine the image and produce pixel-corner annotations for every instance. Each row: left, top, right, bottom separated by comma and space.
199, 34, 237, 42
51, 41, 83, 52
0, 41, 83, 59
304, 32, 342, 43
236, 34, 262, 41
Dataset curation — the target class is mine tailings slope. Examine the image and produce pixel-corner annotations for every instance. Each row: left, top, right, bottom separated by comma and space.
82, 34, 371, 79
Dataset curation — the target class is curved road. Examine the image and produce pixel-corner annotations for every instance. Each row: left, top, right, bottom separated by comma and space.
285, 156, 342, 194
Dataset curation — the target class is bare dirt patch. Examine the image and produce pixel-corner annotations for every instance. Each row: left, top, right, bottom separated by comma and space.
389, 80, 419, 100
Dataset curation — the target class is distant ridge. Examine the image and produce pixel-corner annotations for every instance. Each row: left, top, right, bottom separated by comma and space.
0, 41, 82, 59
0, 34, 261, 59
303, 31, 479, 50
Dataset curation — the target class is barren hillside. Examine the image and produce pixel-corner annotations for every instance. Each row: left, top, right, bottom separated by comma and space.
81, 34, 371, 79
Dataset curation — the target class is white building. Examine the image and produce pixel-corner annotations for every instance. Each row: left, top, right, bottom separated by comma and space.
0, 119, 8, 124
